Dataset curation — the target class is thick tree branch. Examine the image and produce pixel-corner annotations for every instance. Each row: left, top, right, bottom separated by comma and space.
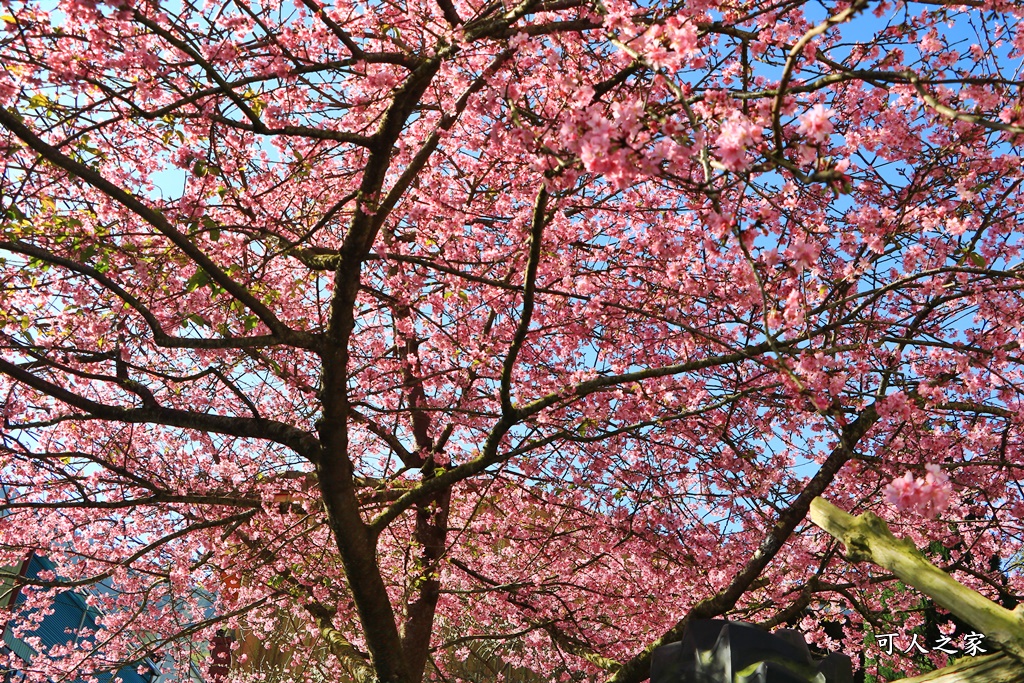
0, 356, 322, 462
0, 106, 313, 348
500, 185, 548, 415
0, 239, 288, 349
305, 603, 379, 683
605, 404, 879, 683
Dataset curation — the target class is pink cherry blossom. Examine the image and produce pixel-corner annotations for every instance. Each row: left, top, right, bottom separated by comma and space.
797, 104, 835, 143
787, 240, 820, 270
884, 465, 953, 517
715, 111, 762, 171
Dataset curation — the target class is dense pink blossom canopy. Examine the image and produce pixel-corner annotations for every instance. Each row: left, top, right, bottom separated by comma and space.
1, 0, 1023, 681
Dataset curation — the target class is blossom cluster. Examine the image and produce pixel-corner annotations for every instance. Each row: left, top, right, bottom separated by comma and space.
883, 464, 952, 517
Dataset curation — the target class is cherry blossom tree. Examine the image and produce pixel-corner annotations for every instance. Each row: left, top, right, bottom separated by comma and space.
1, 0, 1023, 682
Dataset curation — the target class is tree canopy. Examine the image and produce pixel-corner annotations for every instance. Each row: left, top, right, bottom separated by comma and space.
1, 0, 1023, 681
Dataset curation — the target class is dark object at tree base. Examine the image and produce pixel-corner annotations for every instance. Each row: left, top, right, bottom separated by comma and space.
651, 620, 853, 683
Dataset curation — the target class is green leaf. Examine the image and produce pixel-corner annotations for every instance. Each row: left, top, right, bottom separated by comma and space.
185, 269, 211, 292
183, 313, 210, 327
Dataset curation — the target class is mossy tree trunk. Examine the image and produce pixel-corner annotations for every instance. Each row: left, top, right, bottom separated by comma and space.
809, 498, 1024, 683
